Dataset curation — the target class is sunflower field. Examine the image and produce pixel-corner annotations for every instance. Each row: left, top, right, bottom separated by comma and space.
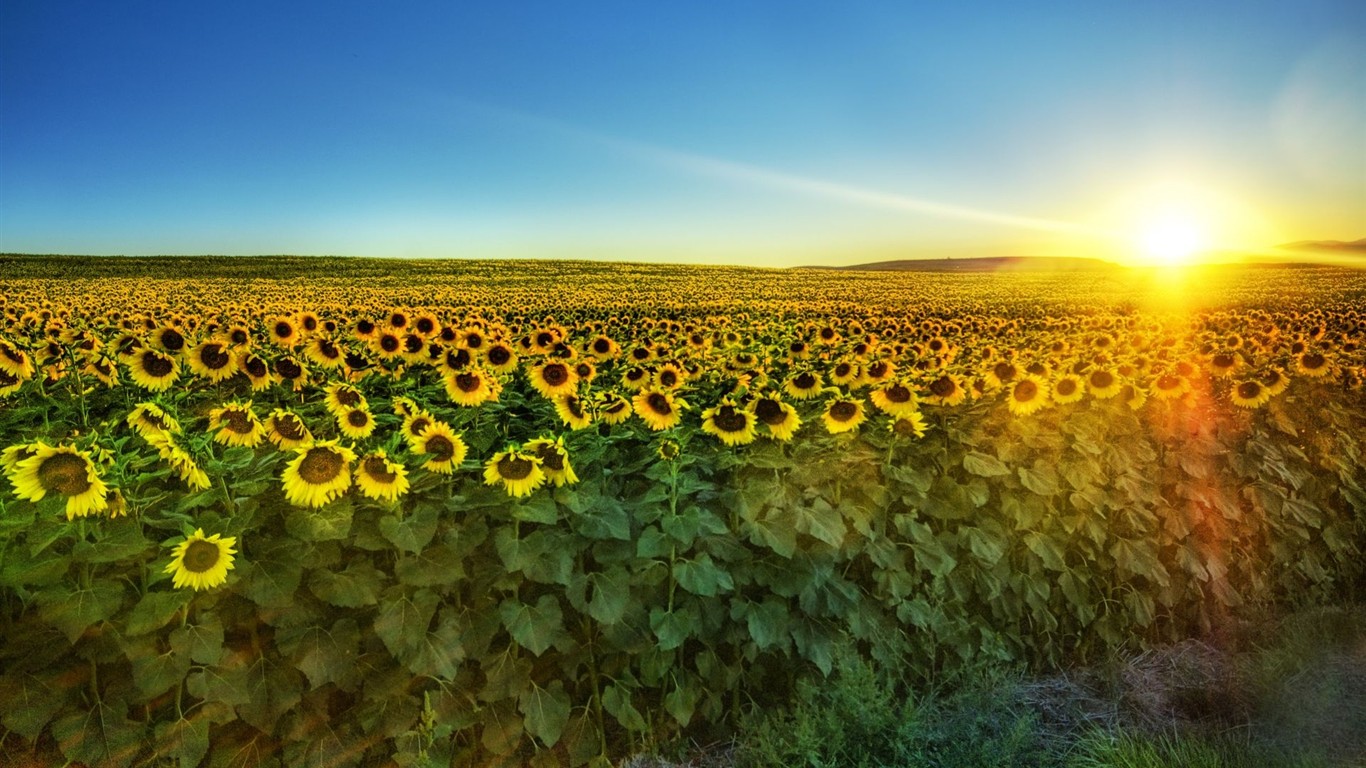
1, 254, 1364, 767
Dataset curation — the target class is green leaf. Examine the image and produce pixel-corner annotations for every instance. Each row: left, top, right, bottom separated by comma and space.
793, 497, 845, 548
52, 700, 146, 768
664, 679, 702, 727
171, 614, 225, 665
375, 588, 439, 659
746, 512, 797, 558
309, 559, 384, 607
238, 656, 304, 732
673, 553, 734, 597
394, 542, 465, 587
0, 671, 66, 740
963, 451, 1010, 477
239, 544, 304, 608
125, 590, 193, 636
1018, 464, 1059, 496
481, 700, 525, 755
288, 618, 361, 689
744, 598, 790, 650
520, 681, 571, 747
154, 717, 210, 768
513, 493, 559, 525
499, 595, 565, 657
602, 684, 647, 732
585, 567, 631, 625
186, 662, 251, 707
0, 546, 68, 587
378, 503, 440, 553
635, 525, 672, 559
962, 526, 1006, 564
284, 499, 354, 542
649, 606, 694, 651
1023, 532, 1067, 571
403, 608, 465, 679
37, 580, 125, 643
73, 522, 153, 563
130, 646, 192, 701
911, 537, 957, 577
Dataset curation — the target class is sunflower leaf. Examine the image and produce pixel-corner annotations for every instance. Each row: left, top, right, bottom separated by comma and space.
125, 590, 192, 636
37, 580, 125, 643
378, 503, 439, 553
963, 451, 1010, 477
499, 595, 565, 657
52, 699, 146, 768
519, 681, 571, 747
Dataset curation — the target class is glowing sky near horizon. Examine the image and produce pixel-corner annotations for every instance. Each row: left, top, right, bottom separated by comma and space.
1, 2, 1362, 266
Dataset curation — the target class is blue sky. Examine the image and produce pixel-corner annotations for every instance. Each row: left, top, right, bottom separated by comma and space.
1, 1, 1362, 265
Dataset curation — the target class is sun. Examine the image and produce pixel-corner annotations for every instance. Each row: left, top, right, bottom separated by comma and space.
1135, 210, 1209, 266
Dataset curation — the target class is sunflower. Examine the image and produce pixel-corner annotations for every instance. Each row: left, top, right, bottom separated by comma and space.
265, 408, 313, 450
829, 360, 861, 388
273, 356, 307, 391
238, 351, 273, 390
822, 398, 866, 434
185, 339, 237, 382
444, 367, 499, 407
355, 450, 410, 502
621, 366, 650, 391
1006, 375, 1049, 416
9, 444, 109, 519
483, 448, 546, 498
889, 412, 928, 439
526, 436, 578, 487
634, 389, 687, 431
209, 401, 266, 447
700, 400, 758, 446
1230, 379, 1271, 409
164, 529, 237, 591
1, 441, 41, 474
146, 432, 211, 491
324, 382, 368, 416
554, 393, 595, 430
591, 391, 633, 425
1051, 373, 1086, 405
784, 370, 823, 400
753, 395, 801, 441
414, 421, 467, 474
0, 340, 35, 379
483, 342, 518, 374
1208, 351, 1240, 379
127, 402, 182, 438
586, 334, 620, 360
305, 335, 346, 369
922, 374, 967, 407
1150, 373, 1190, 401
861, 358, 895, 386
269, 317, 299, 348
401, 411, 436, 448
1122, 383, 1148, 411
0, 367, 24, 398
985, 360, 1020, 390
127, 348, 179, 391
528, 361, 577, 399
1295, 350, 1331, 378
654, 362, 686, 391
152, 325, 188, 355
1086, 368, 1122, 399
868, 381, 919, 418
1260, 367, 1291, 396
83, 355, 120, 387
336, 406, 377, 440
281, 441, 355, 508
373, 330, 404, 360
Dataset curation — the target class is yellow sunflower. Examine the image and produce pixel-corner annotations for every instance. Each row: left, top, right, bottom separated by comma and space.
355, 450, 410, 502
152, 325, 188, 355
654, 362, 686, 391
554, 394, 595, 430
525, 436, 579, 487
1230, 380, 1271, 409
828, 360, 861, 388
889, 412, 928, 439
164, 529, 237, 591
265, 408, 313, 450
1260, 367, 1291, 397
238, 350, 274, 391
483, 448, 546, 498
633, 389, 687, 431
1295, 350, 1331, 378
922, 374, 968, 407
185, 339, 238, 382
752, 395, 801, 441
483, 342, 518, 374
1051, 373, 1086, 405
528, 361, 577, 399
127, 402, 182, 438
208, 401, 266, 448
784, 370, 823, 400
1086, 368, 1122, 399
324, 382, 368, 417
401, 411, 436, 449
444, 367, 499, 407
868, 381, 920, 418
1007, 375, 1049, 416
146, 432, 211, 491
591, 391, 633, 425
1150, 373, 1190, 401
822, 398, 866, 434
0, 340, 36, 379
281, 441, 355, 508
126, 348, 179, 392
700, 400, 758, 446
336, 406, 377, 440
9, 444, 110, 519
414, 421, 467, 474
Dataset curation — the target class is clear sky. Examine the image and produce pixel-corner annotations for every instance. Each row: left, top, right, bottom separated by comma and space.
1, 1, 1362, 266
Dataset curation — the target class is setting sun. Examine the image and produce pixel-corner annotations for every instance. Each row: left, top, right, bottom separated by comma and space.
1137, 211, 1209, 265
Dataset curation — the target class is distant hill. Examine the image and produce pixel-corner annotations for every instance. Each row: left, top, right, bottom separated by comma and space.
824, 256, 1119, 272
1276, 239, 1366, 254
